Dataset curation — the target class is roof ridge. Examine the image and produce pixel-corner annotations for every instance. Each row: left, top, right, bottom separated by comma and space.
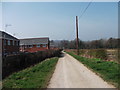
20, 37, 49, 40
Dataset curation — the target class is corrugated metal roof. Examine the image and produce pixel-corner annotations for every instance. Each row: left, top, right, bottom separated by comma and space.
20, 37, 49, 45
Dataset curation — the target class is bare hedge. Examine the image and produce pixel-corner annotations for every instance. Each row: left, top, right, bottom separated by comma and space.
87, 49, 108, 60
2, 49, 62, 79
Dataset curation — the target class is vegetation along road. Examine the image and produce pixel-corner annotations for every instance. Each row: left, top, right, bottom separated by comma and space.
3, 57, 59, 88
48, 52, 115, 88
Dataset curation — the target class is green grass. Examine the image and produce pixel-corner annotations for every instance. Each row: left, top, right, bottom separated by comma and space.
3, 57, 58, 88
66, 51, 120, 88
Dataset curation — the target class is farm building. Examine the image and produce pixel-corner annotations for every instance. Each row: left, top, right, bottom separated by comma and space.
20, 37, 50, 52
0, 31, 20, 56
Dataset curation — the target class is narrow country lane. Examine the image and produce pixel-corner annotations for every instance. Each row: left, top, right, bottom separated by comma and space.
47, 52, 115, 88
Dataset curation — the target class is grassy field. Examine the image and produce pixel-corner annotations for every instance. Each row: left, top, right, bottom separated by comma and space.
65, 49, 119, 63
66, 51, 120, 88
3, 57, 58, 88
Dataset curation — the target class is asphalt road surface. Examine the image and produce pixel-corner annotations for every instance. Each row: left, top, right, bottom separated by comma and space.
48, 52, 115, 88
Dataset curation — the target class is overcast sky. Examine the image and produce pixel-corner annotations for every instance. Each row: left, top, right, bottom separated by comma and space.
1, 2, 118, 41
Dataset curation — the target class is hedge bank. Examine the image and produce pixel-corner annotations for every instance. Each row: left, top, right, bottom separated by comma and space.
2, 49, 62, 79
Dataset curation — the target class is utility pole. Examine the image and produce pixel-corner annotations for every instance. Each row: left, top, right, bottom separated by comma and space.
76, 16, 79, 55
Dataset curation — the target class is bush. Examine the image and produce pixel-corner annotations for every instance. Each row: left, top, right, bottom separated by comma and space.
65, 49, 108, 60
87, 49, 108, 60
2, 49, 62, 79
79, 49, 86, 55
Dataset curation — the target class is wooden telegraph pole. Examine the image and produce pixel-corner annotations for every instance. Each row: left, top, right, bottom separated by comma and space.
76, 16, 79, 55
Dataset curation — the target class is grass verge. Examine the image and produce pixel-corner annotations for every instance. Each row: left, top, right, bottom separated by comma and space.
3, 57, 58, 88
66, 51, 120, 88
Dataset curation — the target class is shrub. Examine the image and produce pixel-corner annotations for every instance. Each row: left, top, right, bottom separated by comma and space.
87, 49, 108, 60
2, 49, 62, 79
115, 49, 120, 63
79, 49, 86, 55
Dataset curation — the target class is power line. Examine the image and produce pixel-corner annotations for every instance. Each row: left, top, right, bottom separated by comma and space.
67, 1, 93, 41
78, 0, 93, 20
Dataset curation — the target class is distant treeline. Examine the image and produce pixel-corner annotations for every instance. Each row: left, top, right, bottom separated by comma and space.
51, 38, 120, 49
